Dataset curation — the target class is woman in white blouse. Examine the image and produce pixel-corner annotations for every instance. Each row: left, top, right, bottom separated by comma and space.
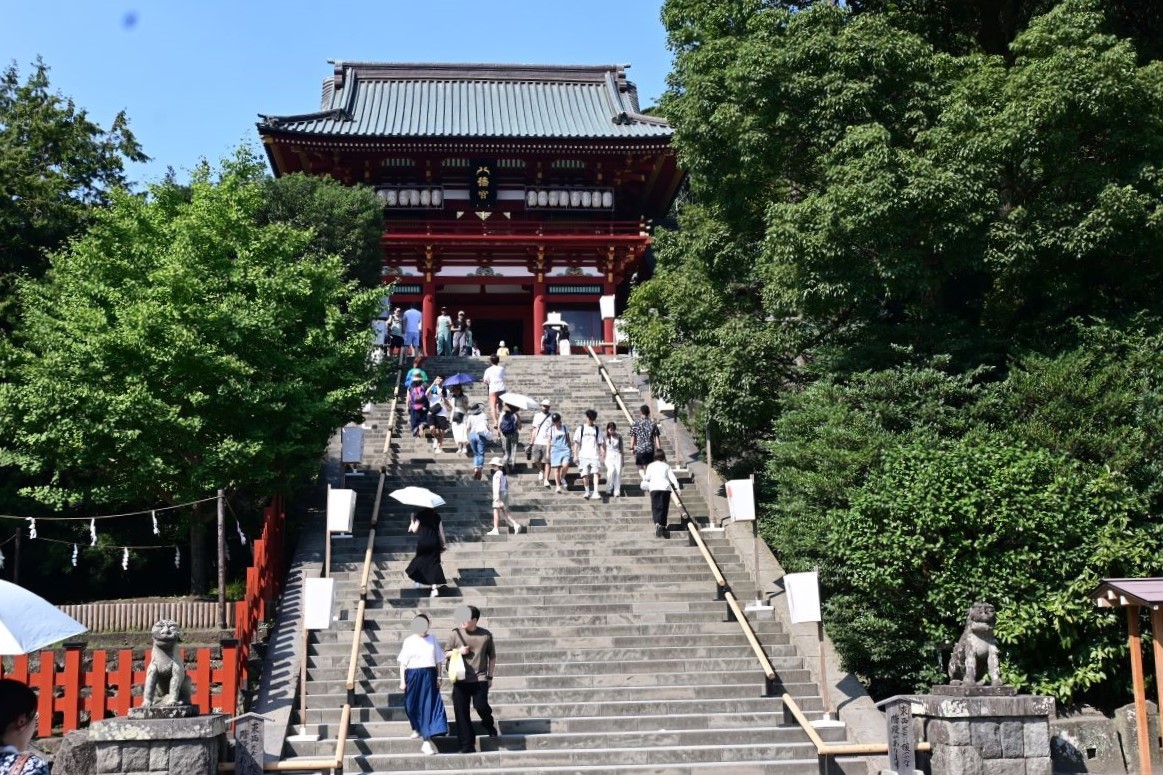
397, 614, 449, 754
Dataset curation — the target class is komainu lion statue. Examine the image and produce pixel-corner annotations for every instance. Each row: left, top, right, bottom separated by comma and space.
948, 602, 1003, 687
142, 619, 193, 707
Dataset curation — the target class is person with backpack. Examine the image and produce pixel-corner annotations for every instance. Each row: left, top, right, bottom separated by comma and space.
572, 409, 604, 500
528, 399, 553, 484
541, 325, 558, 356
487, 457, 524, 535
629, 404, 662, 478
408, 374, 430, 437
498, 404, 521, 467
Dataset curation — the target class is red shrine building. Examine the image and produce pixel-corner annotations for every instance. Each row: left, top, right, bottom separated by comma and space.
257, 62, 684, 355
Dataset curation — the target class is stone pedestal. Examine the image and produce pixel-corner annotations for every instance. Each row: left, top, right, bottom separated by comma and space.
1114, 700, 1163, 775
916, 688, 1053, 775
86, 714, 227, 775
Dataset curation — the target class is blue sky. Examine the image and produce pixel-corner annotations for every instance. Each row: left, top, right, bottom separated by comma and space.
0, 1, 672, 186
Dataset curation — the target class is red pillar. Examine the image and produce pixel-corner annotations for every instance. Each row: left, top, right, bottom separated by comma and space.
422, 280, 435, 356
533, 278, 546, 356
602, 281, 616, 355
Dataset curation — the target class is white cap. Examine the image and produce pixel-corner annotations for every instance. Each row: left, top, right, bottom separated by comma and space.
499, 340, 506, 347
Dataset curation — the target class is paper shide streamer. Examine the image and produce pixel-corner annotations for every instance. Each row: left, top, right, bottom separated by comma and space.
72, 543, 78, 567
152, 510, 159, 536
90, 518, 97, 546
27, 518, 36, 540
122, 547, 129, 570
174, 546, 181, 569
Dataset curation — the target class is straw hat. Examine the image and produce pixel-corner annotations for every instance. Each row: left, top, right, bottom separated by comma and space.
488, 457, 505, 468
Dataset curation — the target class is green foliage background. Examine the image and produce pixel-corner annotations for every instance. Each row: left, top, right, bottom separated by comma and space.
629, 0, 1163, 706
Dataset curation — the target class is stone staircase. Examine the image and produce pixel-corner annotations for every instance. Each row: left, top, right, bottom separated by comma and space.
282, 354, 850, 774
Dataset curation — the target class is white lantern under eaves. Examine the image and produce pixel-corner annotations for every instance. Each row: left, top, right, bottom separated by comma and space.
537, 190, 548, 207
384, 189, 398, 206
591, 191, 602, 207
526, 190, 538, 207
581, 191, 592, 207
431, 189, 443, 206
548, 190, 559, 207
420, 189, 431, 206
570, 190, 582, 207
602, 191, 613, 208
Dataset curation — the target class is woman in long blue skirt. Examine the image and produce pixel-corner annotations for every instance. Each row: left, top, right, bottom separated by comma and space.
397, 613, 448, 754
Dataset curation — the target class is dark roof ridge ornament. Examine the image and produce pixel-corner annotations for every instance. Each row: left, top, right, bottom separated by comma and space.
328, 61, 632, 85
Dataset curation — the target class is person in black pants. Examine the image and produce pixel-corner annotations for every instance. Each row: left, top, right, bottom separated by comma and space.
445, 605, 499, 753
641, 449, 681, 538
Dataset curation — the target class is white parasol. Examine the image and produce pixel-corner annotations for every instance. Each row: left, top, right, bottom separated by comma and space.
499, 392, 540, 411
389, 487, 447, 509
0, 579, 88, 655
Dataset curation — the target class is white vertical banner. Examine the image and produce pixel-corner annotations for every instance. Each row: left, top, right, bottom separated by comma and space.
725, 478, 756, 521
303, 577, 336, 630
326, 488, 357, 533
599, 294, 616, 319
784, 571, 822, 624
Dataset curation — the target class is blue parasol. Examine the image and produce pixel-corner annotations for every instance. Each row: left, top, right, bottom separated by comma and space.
443, 373, 477, 386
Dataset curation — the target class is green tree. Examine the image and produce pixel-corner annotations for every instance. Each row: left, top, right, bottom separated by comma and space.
257, 173, 385, 288
0, 58, 148, 327
0, 148, 382, 592
827, 436, 1155, 702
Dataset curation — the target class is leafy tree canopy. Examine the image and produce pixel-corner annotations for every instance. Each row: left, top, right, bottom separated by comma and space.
634, 0, 1163, 706
634, 1, 1163, 417
256, 172, 386, 289
0, 148, 382, 591
0, 58, 148, 326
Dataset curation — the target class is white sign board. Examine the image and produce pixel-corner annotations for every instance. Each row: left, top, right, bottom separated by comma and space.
303, 577, 335, 630
725, 478, 756, 521
599, 294, 616, 320
340, 426, 365, 465
784, 571, 822, 624
327, 488, 357, 533
655, 396, 676, 413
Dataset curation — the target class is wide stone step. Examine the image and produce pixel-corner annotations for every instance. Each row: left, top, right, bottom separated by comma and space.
307, 641, 801, 665
316, 617, 783, 638
309, 633, 787, 656
305, 709, 820, 740
308, 670, 813, 698
306, 655, 806, 682
287, 725, 821, 757
335, 741, 820, 773
302, 694, 823, 725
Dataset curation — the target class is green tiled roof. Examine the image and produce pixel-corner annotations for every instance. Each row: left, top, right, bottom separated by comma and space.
258, 62, 671, 140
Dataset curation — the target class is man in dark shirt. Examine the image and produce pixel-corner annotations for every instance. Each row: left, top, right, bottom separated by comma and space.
629, 404, 661, 478
446, 605, 499, 753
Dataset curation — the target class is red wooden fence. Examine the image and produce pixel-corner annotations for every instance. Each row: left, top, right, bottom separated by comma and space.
0, 494, 286, 736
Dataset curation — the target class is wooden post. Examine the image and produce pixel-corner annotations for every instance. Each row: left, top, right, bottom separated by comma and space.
217, 489, 227, 629
818, 620, 834, 719
1153, 608, 1163, 763
705, 417, 715, 526
1128, 605, 1152, 775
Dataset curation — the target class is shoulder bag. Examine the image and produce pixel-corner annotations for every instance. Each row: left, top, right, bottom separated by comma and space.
448, 628, 467, 683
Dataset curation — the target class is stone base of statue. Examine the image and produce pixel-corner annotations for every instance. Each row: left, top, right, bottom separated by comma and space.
127, 704, 200, 720
915, 686, 1053, 775
81, 713, 227, 775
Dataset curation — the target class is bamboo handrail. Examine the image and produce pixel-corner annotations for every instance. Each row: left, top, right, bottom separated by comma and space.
221, 355, 406, 772
585, 346, 779, 687
781, 693, 931, 757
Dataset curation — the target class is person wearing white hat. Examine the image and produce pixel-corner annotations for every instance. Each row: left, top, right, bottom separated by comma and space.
496, 340, 510, 358
487, 457, 524, 535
